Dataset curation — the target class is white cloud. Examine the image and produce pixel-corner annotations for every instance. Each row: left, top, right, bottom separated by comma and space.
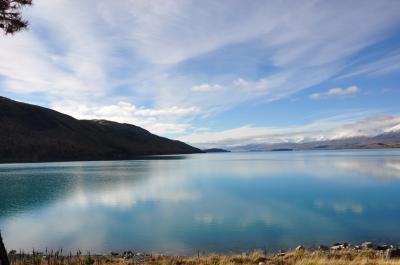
328, 86, 360, 95
179, 114, 400, 148
0, 0, 399, 137
191, 84, 222, 92
52, 100, 199, 134
131, 0, 400, 112
329, 115, 400, 139
99, 0, 400, 67
94, 101, 200, 117
310, 86, 361, 99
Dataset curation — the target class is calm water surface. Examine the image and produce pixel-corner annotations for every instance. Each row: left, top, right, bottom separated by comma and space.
1, 150, 400, 254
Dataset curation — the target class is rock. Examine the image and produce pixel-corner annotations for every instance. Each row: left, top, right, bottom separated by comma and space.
318, 245, 329, 251
376, 245, 390, 251
387, 248, 400, 259
330, 245, 342, 251
295, 245, 305, 252
123, 251, 134, 259
354, 245, 361, 250
333, 243, 348, 249
277, 250, 286, 257
362, 242, 374, 249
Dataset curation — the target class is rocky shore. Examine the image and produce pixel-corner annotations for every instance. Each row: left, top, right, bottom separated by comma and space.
292, 241, 400, 259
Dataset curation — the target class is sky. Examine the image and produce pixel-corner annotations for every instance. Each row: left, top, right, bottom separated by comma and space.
0, 0, 400, 148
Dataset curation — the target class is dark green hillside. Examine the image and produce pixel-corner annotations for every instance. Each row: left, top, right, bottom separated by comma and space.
0, 97, 202, 163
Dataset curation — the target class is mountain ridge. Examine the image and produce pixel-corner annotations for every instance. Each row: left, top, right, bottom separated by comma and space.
230, 131, 400, 152
0, 96, 202, 163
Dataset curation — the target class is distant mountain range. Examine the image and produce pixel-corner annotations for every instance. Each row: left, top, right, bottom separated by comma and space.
203, 148, 231, 153
230, 131, 400, 152
0, 97, 202, 163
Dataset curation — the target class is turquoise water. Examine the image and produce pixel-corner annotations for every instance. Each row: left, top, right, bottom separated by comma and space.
1, 150, 400, 255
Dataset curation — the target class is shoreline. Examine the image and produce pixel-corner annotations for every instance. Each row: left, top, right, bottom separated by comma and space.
5, 242, 400, 265
1, 147, 400, 165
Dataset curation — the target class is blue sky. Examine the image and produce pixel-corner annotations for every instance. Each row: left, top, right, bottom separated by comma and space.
0, 0, 400, 148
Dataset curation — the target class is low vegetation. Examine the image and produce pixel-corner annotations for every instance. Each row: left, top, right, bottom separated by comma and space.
6, 249, 400, 265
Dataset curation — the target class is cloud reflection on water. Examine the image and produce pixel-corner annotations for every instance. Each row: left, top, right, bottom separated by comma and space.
1, 150, 400, 254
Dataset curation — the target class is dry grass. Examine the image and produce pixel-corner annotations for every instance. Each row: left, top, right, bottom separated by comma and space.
8, 249, 400, 265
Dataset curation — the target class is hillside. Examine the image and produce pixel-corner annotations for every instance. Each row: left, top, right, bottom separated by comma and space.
0, 97, 202, 163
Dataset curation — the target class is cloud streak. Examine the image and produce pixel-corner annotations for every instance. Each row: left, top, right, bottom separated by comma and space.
179, 114, 400, 148
0, 0, 399, 137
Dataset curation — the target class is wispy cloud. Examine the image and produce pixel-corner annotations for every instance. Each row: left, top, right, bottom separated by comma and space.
0, 0, 399, 136
310, 86, 361, 100
338, 49, 400, 79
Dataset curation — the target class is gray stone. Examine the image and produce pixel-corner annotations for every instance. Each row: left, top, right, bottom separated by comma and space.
362, 242, 374, 249
334, 243, 349, 249
330, 245, 342, 251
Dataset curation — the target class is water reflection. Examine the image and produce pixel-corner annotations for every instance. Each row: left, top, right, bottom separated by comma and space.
0, 150, 400, 254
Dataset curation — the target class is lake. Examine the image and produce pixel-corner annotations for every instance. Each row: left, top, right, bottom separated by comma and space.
1, 150, 400, 255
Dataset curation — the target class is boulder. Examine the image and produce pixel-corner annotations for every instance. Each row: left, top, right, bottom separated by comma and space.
330, 245, 342, 251
330, 242, 348, 249
387, 249, 400, 259
376, 245, 390, 251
